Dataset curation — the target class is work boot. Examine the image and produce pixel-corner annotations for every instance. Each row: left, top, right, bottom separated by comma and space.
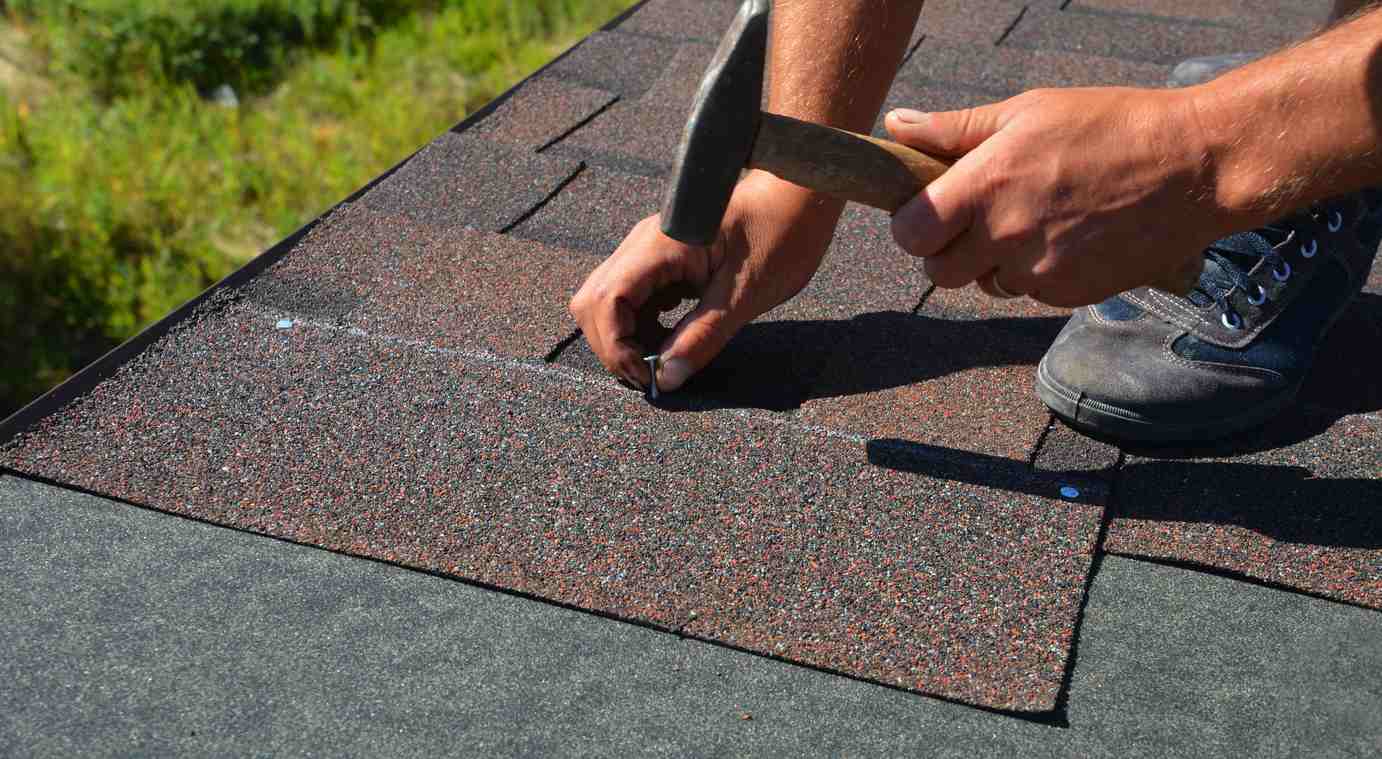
1166, 52, 1263, 87
1035, 193, 1380, 444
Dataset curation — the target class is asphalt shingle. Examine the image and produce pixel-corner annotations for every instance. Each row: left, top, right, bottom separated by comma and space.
359, 132, 582, 232
905, 37, 1169, 95
915, 0, 1028, 46
1004, 6, 1277, 66
242, 203, 589, 358
614, 0, 741, 43
508, 166, 665, 256
548, 100, 686, 177
1108, 410, 1382, 609
0, 311, 1103, 712
471, 76, 618, 151
545, 31, 676, 99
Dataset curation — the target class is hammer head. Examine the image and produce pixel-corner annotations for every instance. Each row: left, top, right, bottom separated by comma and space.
659, 0, 770, 247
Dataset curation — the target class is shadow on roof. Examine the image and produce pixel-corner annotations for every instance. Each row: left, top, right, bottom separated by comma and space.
648, 311, 1066, 413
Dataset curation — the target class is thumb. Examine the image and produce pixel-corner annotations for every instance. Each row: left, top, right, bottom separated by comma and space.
654, 299, 739, 393
884, 102, 1007, 157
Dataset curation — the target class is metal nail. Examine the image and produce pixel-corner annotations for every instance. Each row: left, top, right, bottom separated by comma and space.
643, 354, 660, 400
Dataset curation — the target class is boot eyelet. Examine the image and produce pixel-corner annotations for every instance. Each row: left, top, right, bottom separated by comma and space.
1273, 261, 1292, 282
1247, 285, 1267, 306
1300, 239, 1317, 258
1221, 311, 1244, 330
1328, 210, 1344, 232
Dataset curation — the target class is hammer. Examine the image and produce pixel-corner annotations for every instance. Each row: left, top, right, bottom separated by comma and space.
658, 0, 1202, 296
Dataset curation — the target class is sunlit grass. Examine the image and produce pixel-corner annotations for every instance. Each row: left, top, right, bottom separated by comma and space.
0, 0, 631, 414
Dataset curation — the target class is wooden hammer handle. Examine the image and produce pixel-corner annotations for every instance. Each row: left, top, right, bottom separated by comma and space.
749, 112, 947, 213
747, 111, 1202, 296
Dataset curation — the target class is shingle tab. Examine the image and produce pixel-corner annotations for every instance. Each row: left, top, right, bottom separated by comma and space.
639, 41, 717, 108
547, 100, 685, 177
507, 166, 664, 256
471, 77, 617, 151
615, 0, 741, 43
359, 133, 582, 232
545, 31, 676, 99
1108, 410, 1382, 609
0, 311, 1103, 712
916, 0, 1028, 46
905, 38, 1169, 95
798, 313, 1064, 460
1071, 0, 1324, 37
1004, 6, 1273, 66
243, 203, 588, 358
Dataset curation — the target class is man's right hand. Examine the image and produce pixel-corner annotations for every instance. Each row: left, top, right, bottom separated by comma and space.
568, 171, 844, 393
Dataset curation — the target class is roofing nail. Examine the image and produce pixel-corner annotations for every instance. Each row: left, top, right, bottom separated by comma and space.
644, 354, 660, 400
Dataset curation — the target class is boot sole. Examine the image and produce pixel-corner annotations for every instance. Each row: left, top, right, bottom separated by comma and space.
1034, 357, 1301, 445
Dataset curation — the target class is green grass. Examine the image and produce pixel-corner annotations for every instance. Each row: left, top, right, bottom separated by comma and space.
0, 0, 630, 416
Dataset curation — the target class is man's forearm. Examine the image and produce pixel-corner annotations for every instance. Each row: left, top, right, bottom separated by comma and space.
767, 0, 924, 133
1194, 6, 1382, 225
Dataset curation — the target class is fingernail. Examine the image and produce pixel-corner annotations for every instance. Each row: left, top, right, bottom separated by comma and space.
657, 357, 692, 392
890, 108, 927, 124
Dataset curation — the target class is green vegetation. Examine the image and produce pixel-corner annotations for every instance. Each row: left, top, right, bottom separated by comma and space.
0, 0, 629, 416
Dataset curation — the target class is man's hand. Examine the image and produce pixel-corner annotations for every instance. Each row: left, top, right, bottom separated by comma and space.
885, 87, 1231, 307
568, 172, 842, 392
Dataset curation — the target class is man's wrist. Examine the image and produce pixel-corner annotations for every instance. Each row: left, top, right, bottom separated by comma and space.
1183, 79, 1281, 233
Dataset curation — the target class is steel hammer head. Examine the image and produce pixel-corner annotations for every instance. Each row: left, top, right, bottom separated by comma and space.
659, 0, 770, 247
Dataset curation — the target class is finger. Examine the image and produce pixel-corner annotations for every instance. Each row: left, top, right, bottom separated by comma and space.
884, 102, 1009, 157
891, 160, 980, 260
654, 285, 742, 393
596, 293, 657, 386
923, 224, 1003, 290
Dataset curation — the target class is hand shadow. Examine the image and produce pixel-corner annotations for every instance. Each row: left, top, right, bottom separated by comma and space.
559, 310, 1069, 413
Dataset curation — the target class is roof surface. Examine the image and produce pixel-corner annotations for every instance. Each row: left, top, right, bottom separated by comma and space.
3, 0, 1380, 753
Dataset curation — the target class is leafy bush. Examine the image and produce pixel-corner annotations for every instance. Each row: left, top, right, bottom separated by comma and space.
0, 0, 628, 415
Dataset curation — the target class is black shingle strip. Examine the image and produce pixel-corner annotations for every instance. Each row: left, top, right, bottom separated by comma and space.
544, 31, 677, 99
359, 133, 583, 232
1108, 409, 1382, 609
508, 166, 665, 256
471, 76, 619, 152
240, 203, 589, 358
0, 307, 1103, 712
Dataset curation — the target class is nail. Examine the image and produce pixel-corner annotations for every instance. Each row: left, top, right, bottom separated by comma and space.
657, 357, 692, 392
643, 354, 660, 400
891, 108, 927, 124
